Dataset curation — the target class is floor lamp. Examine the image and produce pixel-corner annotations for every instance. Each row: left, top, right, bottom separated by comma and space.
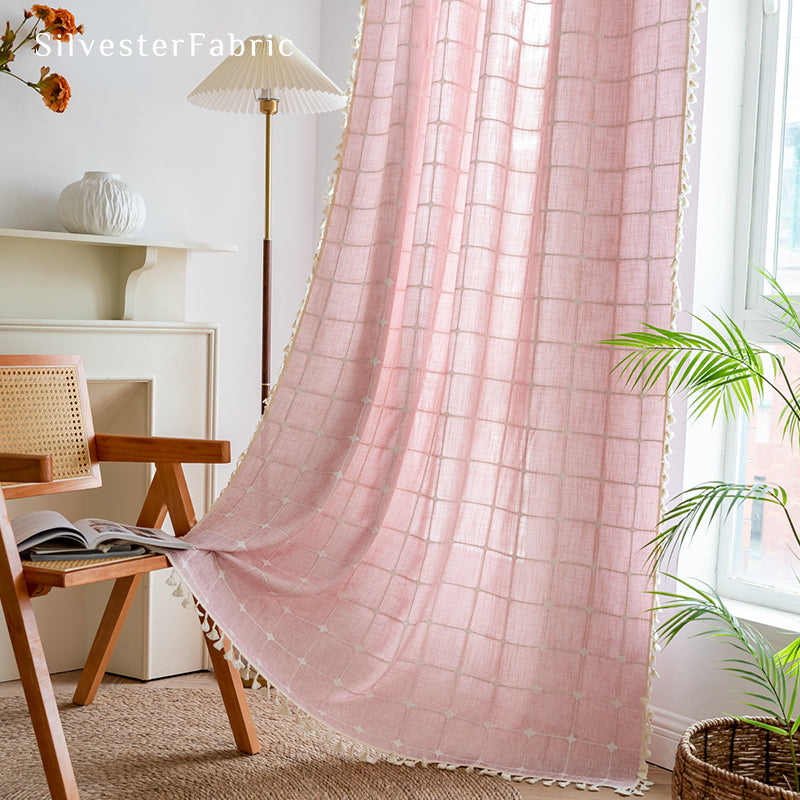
188, 34, 346, 406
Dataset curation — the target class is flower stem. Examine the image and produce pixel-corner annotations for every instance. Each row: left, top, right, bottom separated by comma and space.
11, 20, 40, 56
2, 68, 37, 89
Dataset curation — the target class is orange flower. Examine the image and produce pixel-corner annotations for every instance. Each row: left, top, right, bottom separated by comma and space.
47, 7, 82, 41
38, 71, 70, 112
30, 5, 55, 25
2, 7, 82, 111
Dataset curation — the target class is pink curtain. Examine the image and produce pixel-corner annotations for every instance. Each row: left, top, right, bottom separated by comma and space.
171, 0, 696, 789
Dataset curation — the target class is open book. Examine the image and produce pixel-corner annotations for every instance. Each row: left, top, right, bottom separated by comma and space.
12, 510, 194, 561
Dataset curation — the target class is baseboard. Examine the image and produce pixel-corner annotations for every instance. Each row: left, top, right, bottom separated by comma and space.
648, 706, 694, 770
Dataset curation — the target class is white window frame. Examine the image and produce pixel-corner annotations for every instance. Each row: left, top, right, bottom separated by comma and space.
716, 0, 800, 613
736, 0, 788, 316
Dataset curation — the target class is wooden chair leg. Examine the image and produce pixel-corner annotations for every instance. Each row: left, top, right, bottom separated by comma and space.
136, 471, 169, 529
155, 462, 196, 536
152, 466, 259, 753
74, 472, 166, 705
205, 637, 260, 755
72, 574, 143, 706
0, 506, 80, 799
1, 593, 81, 799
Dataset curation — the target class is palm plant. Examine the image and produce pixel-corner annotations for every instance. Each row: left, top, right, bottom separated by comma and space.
608, 271, 800, 791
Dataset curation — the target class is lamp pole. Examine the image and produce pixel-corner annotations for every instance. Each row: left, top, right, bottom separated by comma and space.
260, 97, 278, 407
187, 35, 346, 410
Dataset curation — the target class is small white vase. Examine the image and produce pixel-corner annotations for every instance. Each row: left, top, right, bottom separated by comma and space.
57, 171, 146, 237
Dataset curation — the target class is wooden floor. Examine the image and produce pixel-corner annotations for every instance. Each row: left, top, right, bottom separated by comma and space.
0, 670, 672, 799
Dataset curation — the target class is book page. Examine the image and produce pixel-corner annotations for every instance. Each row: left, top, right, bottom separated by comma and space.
74, 519, 194, 551
11, 510, 86, 549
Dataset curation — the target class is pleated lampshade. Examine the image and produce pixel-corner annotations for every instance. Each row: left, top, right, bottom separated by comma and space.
187, 35, 347, 115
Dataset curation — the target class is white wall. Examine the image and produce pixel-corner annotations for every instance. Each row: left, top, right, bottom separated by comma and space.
0, 0, 359, 470
315, 0, 363, 230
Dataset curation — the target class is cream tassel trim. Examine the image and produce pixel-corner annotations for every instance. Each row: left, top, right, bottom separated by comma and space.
639, 1, 706, 796
167, 562, 657, 794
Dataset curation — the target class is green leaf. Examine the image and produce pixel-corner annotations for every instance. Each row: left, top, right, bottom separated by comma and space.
603, 317, 774, 423
777, 637, 800, 677
761, 269, 800, 335
646, 482, 789, 572
654, 577, 793, 727
741, 718, 791, 736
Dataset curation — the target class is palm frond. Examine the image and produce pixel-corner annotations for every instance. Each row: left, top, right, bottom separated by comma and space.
762, 269, 800, 341
777, 373, 800, 450
654, 577, 798, 726
745, 718, 794, 737
605, 316, 779, 423
611, 271, 800, 791
770, 332, 800, 360
777, 637, 800, 679
647, 481, 789, 572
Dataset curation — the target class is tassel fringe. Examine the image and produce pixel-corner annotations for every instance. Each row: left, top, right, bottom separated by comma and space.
163, 563, 657, 794
639, 0, 706, 795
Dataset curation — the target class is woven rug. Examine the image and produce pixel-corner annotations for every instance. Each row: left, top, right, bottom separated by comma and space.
0, 687, 524, 800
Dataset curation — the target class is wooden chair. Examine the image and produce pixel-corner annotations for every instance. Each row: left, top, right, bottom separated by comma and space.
0, 354, 259, 800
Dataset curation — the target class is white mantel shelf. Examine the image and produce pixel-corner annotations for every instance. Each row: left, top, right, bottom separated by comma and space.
0, 227, 237, 253
0, 227, 237, 322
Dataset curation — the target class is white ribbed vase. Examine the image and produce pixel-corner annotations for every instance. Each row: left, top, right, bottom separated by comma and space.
57, 171, 146, 236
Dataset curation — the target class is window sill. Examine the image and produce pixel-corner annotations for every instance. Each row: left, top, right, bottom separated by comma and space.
723, 595, 800, 637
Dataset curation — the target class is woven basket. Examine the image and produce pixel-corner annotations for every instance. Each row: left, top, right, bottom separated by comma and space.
673, 717, 800, 800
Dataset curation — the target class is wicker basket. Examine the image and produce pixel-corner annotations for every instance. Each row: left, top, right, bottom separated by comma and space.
673, 717, 800, 800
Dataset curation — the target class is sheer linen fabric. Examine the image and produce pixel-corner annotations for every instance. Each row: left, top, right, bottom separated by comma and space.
171, 0, 696, 789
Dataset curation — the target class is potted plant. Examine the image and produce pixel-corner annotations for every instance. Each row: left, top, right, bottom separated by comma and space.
608, 272, 800, 797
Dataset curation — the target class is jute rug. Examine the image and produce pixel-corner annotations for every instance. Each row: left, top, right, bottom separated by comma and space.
0, 687, 525, 799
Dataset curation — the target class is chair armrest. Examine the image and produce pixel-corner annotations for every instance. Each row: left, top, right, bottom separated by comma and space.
94, 434, 231, 464
0, 453, 53, 483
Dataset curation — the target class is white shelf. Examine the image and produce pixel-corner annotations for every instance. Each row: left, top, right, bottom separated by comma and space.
0, 227, 237, 321
0, 227, 237, 253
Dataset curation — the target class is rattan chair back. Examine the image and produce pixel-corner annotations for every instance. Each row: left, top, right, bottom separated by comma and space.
0, 354, 101, 500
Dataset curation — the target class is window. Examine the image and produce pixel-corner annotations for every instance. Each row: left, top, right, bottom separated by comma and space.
740, 0, 800, 301
717, 0, 800, 611
723, 353, 800, 601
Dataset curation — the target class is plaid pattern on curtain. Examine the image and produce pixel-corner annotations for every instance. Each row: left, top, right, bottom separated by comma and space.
171, 0, 699, 788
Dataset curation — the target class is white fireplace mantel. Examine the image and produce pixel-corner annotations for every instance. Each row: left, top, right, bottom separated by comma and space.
0, 227, 235, 682
0, 227, 236, 321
